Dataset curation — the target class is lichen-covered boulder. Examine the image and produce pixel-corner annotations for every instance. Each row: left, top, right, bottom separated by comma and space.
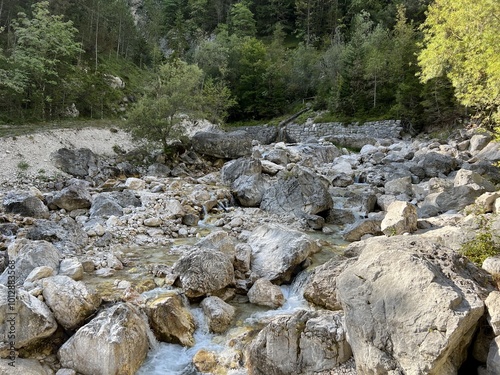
42, 275, 101, 331
58, 303, 150, 375
173, 248, 234, 298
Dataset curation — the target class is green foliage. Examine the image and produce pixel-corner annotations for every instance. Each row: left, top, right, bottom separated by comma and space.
17, 160, 30, 171
0, 1, 82, 122
418, 0, 500, 127
126, 59, 233, 154
460, 216, 500, 266
229, 2, 257, 37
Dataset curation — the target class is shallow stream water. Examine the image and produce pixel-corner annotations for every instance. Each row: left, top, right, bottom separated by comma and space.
134, 225, 347, 374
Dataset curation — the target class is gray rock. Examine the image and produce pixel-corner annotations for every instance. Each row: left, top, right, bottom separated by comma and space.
0, 285, 57, 356
26, 217, 88, 253
173, 248, 234, 298
0, 240, 60, 287
337, 235, 491, 375
232, 174, 265, 207
416, 151, 459, 177
381, 201, 418, 235
486, 291, 500, 336
221, 158, 262, 185
49, 181, 92, 211
263, 149, 289, 165
423, 185, 485, 213
384, 176, 413, 196
145, 292, 195, 346
147, 163, 171, 177
0, 358, 54, 374
192, 131, 253, 159
3, 191, 49, 218
454, 169, 496, 191
487, 336, 500, 375
51, 148, 98, 178
248, 224, 319, 284
261, 166, 332, 216
247, 309, 351, 375
58, 303, 150, 375
200, 296, 235, 333
58, 258, 84, 281
343, 219, 382, 242
90, 191, 141, 218
303, 258, 356, 310
42, 275, 101, 331
247, 278, 284, 308
483, 256, 500, 276
470, 133, 493, 154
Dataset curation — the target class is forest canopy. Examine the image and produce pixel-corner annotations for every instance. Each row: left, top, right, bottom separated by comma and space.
0, 0, 498, 132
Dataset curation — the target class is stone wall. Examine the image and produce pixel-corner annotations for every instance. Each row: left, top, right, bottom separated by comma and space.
232, 120, 403, 148
285, 120, 403, 148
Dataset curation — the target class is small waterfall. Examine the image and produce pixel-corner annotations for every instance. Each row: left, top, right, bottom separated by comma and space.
137, 307, 222, 375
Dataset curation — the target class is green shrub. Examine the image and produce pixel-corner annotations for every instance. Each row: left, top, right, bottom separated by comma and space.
460, 216, 500, 266
17, 160, 30, 171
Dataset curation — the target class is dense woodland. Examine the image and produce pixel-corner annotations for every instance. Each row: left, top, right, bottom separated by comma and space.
0, 0, 498, 135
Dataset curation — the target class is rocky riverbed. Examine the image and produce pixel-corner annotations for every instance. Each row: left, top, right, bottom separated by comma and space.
1, 121, 500, 375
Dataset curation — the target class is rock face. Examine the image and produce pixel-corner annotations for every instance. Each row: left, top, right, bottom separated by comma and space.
42, 275, 101, 331
145, 292, 195, 346
3, 191, 49, 218
0, 285, 57, 356
173, 248, 234, 298
192, 131, 253, 159
0, 240, 60, 287
336, 235, 490, 375
247, 309, 351, 375
200, 296, 235, 333
261, 165, 332, 216
58, 303, 150, 375
248, 224, 320, 284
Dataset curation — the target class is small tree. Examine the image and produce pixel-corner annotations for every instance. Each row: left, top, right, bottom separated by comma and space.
127, 59, 233, 154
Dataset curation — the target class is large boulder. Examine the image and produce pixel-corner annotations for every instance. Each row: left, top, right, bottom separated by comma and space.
58, 303, 150, 375
415, 151, 459, 178
336, 235, 492, 375
231, 174, 265, 207
488, 336, 500, 375
0, 285, 57, 357
343, 218, 382, 242
261, 166, 332, 216
89, 191, 141, 218
51, 148, 98, 178
247, 309, 351, 375
42, 275, 101, 331
0, 240, 60, 287
3, 190, 49, 218
303, 258, 356, 310
192, 131, 253, 159
26, 217, 88, 253
248, 224, 320, 284
221, 158, 262, 185
200, 296, 235, 333
380, 201, 418, 236
48, 180, 92, 211
247, 278, 285, 308
173, 248, 234, 298
145, 291, 195, 346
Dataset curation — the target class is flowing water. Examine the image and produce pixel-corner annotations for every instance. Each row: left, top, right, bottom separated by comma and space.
136, 228, 347, 374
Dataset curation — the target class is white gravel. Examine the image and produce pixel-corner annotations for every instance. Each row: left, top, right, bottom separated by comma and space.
0, 127, 136, 186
